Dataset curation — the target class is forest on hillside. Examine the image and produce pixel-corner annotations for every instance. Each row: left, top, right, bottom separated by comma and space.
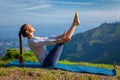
61, 22, 120, 65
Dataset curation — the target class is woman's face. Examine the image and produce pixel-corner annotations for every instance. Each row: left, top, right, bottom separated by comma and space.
27, 24, 35, 33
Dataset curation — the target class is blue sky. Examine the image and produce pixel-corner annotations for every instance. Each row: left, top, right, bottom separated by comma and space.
0, 0, 120, 33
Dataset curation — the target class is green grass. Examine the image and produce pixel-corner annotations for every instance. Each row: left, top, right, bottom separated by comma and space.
0, 48, 120, 80
58, 60, 114, 69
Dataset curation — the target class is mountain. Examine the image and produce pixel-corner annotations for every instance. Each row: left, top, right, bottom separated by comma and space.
61, 22, 120, 64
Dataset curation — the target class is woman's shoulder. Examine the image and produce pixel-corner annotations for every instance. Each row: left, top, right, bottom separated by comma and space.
28, 36, 47, 42
28, 36, 40, 41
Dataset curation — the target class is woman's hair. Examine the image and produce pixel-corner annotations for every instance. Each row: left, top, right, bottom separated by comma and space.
19, 24, 31, 37
18, 23, 30, 65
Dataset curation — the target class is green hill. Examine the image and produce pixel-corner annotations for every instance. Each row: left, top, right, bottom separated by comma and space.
61, 22, 120, 64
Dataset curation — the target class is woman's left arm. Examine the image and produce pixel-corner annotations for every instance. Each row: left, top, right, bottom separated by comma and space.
53, 31, 71, 43
55, 31, 71, 41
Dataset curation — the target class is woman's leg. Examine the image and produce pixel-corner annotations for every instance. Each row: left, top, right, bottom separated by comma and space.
41, 12, 80, 68
42, 43, 64, 68
65, 11, 80, 40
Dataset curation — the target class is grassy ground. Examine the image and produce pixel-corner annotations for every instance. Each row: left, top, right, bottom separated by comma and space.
0, 60, 120, 80
0, 49, 120, 80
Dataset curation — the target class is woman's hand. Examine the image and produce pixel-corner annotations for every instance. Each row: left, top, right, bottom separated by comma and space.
55, 31, 67, 39
55, 31, 71, 43
62, 31, 71, 42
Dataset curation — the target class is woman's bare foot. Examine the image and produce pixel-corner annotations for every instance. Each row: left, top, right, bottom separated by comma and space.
73, 11, 80, 26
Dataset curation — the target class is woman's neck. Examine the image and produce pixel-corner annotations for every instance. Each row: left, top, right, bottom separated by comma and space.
27, 33, 35, 39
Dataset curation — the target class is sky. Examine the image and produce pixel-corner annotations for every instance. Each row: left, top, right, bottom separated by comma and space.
0, 0, 120, 35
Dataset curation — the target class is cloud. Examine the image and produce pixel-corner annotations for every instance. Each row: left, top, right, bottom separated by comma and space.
0, 0, 120, 28
43, 1, 94, 5
23, 4, 52, 11
79, 9, 120, 28
22, 1, 94, 11
100, 0, 120, 2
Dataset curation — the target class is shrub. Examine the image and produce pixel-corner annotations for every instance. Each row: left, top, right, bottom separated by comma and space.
1, 48, 38, 62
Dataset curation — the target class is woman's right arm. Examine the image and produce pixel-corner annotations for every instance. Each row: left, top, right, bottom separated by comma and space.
29, 31, 70, 47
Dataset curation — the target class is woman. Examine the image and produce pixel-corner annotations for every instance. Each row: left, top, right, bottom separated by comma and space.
18, 11, 80, 68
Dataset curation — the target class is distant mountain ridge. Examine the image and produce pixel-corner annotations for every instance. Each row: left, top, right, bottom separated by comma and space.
61, 22, 120, 64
